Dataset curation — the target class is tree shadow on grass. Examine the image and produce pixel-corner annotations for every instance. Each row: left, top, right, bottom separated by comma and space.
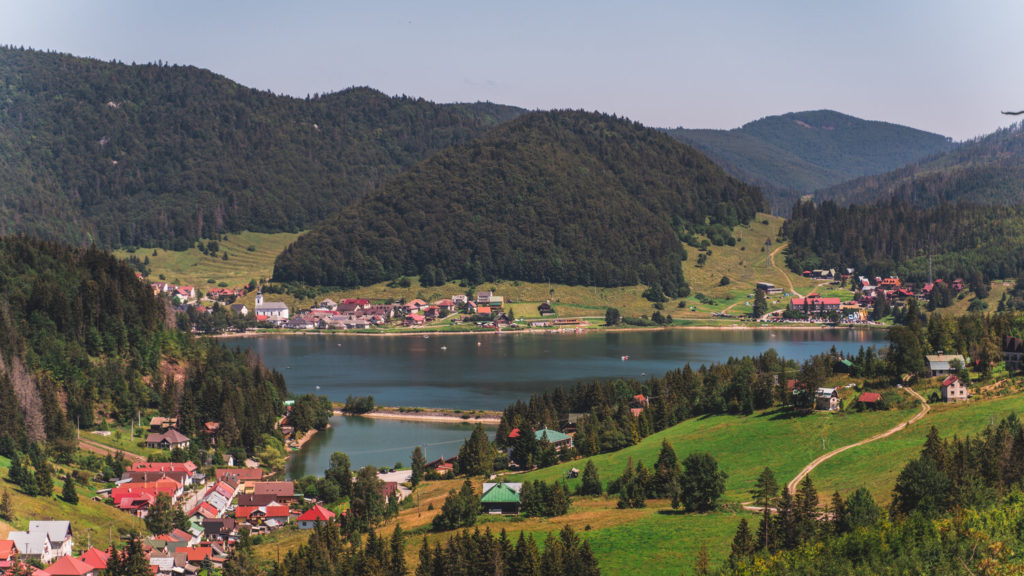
759, 406, 811, 421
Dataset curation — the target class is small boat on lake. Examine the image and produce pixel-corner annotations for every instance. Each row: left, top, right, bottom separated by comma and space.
621, 355, 629, 361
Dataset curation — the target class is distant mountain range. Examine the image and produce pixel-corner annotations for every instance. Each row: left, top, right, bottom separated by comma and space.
272, 110, 765, 294
664, 110, 954, 212
0, 47, 524, 248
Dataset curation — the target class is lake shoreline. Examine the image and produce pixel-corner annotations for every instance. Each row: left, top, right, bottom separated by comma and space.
335, 406, 502, 425
208, 322, 889, 339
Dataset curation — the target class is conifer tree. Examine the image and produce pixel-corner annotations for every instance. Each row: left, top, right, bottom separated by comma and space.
0, 489, 12, 520
410, 446, 427, 487
729, 518, 756, 565
694, 543, 710, 576
36, 462, 53, 497
579, 460, 603, 496
61, 474, 78, 505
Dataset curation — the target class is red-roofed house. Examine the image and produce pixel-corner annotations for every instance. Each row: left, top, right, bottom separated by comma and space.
77, 548, 109, 571
265, 505, 291, 526
125, 462, 198, 486
940, 375, 970, 403
215, 468, 263, 483
297, 505, 335, 529
789, 296, 842, 315
46, 555, 97, 576
404, 313, 425, 327
858, 392, 882, 408
0, 540, 15, 561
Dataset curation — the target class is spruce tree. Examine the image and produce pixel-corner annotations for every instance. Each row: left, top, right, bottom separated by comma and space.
579, 460, 602, 496
729, 518, 755, 565
410, 446, 427, 487
694, 543, 710, 576
61, 474, 78, 505
0, 489, 13, 520
36, 462, 53, 497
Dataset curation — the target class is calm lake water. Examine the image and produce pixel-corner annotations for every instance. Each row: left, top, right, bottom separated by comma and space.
222, 328, 888, 475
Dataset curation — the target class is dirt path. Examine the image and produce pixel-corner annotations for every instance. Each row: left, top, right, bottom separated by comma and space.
785, 386, 930, 494
769, 243, 799, 297
78, 437, 147, 463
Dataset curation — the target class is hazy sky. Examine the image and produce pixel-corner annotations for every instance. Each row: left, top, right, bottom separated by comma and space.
2, 0, 1022, 140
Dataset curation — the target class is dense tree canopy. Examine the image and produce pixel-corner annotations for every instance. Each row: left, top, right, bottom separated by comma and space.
0, 46, 524, 248
274, 110, 765, 294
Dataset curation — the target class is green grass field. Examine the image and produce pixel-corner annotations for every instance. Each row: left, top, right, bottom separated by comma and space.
114, 230, 302, 289
515, 406, 915, 501
0, 457, 144, 551
812, 390, 1024, 502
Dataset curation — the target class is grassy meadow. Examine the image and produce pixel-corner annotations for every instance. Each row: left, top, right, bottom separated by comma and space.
114, 230, 302, 290
0, 456, 145, 551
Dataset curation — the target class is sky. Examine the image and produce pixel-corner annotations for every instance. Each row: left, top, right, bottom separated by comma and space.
2, 0, 1023, 141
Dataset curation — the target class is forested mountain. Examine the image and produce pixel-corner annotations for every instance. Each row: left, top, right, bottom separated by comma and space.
0, 46, 524, 248
783, 198, 1024, 283
0, 236, 287, 458
665, 110, 954, 212
815, 122, 1024, 207
272, 110, 766, 295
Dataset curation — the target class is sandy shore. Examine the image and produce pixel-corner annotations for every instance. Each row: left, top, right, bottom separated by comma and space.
288, 424, 328, 451
341, 410, 501, 425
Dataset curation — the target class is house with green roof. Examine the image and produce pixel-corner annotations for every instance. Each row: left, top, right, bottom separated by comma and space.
481, 482, 522, 515
535, 427, 573, 451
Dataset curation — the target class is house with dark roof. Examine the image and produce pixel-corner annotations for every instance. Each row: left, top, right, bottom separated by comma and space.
481, 482, 522, 515
145, 429, 190, 450
202, 518, 235, 541
1004, 336, 1024, 371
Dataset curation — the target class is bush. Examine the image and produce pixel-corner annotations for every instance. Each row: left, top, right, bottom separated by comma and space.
719, 276, 731, 286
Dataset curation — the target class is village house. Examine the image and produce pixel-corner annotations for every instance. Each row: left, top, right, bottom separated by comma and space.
8, 521, 73, 564
480, 482, 522, 515
229, 303, 249, 316
149, 416, 177, 432
756, 281, 784, 295
297, 504, 336, 529
433, 299, 455, 314
44, 555, 98, 576
1004, 336, 1024, 371
254, 291, 289, 322
319, 298, 338, 311
940, 375, 970, 403
789, 294, 842, 316
252, 481, 295, 503
202, 518, 235, 541
404, 313, 426, 327
124, 462, 199, 486
508, 428, 574, 452
145, 429, 191, 450
857, 392, 882, 409
815, 387, 840, 411
215, 468, 263, 483
537, 301, 556, 316
77, 547, 110, 573
403, 299, 428, 314
452, 294, 469, 306
425, 456, 457, 475
926, 354, 966, 377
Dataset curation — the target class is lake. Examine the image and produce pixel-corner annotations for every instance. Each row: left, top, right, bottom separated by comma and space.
222, 328, 888, 475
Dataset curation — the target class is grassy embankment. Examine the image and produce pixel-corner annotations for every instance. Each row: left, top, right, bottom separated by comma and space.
0, 456, 144, 551
113, 231, 302, 292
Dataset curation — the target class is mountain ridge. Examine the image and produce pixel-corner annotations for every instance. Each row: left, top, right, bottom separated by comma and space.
665, 109, 954, 212
272, 109, 767, 295
0, 46, 525, 248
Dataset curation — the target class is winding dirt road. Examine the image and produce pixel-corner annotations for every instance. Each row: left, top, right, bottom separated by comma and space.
785, 386, 930, 494
78, 437, 147, 463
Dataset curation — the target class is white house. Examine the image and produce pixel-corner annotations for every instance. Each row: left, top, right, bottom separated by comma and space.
9, 521, 73, 564
940, 375, 970, 403
254, 291, 289, 321
815, 388, 839, 411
